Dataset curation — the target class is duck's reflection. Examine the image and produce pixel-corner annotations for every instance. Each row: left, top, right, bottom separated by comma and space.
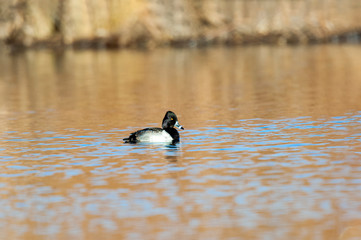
165, 155, 178, 163
164, 143, 181, 162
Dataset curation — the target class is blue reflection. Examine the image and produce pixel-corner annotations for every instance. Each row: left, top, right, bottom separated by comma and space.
0, 112, 361, 239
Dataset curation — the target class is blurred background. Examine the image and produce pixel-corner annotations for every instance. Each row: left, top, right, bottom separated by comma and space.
0, 0, 360, 49
1, 1, 361, 240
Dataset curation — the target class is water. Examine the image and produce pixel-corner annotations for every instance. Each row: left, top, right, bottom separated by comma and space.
1, 45, 361, 240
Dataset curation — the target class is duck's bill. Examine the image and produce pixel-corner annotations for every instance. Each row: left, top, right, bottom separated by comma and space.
175, 121, 184, 130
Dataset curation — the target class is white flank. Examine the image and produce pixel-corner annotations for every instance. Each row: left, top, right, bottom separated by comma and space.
139, 131, 173, 143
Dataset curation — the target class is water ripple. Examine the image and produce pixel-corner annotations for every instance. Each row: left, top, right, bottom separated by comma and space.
0, 112, 361, 239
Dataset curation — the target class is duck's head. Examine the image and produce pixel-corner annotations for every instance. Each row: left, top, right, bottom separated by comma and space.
162, 111, 184, 130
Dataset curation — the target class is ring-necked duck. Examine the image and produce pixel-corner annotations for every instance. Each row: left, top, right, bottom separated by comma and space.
123, 111, 184, 144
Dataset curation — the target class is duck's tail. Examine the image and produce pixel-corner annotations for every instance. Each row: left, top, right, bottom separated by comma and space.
123, 133, 137, 143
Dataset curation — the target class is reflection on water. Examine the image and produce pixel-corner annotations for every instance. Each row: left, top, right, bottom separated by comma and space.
1, 45, 361, 239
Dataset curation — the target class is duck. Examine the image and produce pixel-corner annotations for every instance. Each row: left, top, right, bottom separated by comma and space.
123, 111, 184, 144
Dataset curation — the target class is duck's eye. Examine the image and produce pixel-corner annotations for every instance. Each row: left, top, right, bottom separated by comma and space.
171, 118, 174, 120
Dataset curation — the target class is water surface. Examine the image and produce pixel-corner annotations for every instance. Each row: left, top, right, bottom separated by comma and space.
1, 45, 361, 240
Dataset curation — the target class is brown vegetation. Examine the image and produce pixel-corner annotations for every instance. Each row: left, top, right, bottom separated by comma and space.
0, 0, 360, 49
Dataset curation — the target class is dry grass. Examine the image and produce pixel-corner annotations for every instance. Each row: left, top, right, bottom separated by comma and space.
0, 0, 360, 48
